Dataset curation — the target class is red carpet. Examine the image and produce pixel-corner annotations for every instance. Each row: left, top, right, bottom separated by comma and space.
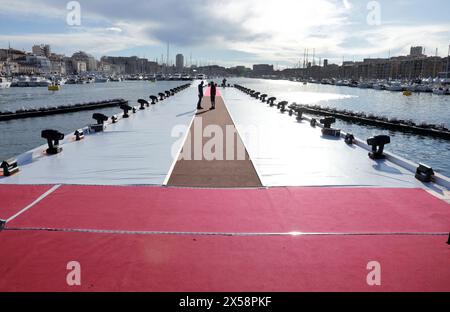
0, 185, 449, 291
0, 232, 449, 292
7, 186, 450, 233
0, 184, 53, 220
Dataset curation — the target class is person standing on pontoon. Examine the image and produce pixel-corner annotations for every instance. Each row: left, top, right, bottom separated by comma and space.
222, 78, 227, 88
210, 82, 217, 110
197, 81, 204, 109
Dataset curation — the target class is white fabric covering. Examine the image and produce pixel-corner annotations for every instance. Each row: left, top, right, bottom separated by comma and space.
222, 88, 434, 188
0, 85, 197, 185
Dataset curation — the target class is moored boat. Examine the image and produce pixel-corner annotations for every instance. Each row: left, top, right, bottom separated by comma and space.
416, 84, 433, 93
432, 86, 450, 95
386, 82, 403, 92
0, 77, 11, 89
357, 81, 373, 89
372, 83, 386, 90
28, 76, 52, 87
12, 76, 31, 87
94, 76, 110, 83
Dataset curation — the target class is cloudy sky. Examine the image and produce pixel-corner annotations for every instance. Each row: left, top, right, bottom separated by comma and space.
0, 0, 449, 68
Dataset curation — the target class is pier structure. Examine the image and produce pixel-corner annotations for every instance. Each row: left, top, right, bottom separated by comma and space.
0, 83, 449, 292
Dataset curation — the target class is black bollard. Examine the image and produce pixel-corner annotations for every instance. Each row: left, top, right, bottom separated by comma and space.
41, 129, 64, 155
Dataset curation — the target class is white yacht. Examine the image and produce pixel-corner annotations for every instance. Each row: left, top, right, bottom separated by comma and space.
28, 76, 52, 87
181, 74, 192, 81
432, 86, 450, 95
385, 82, 404, 92
56, 77, 67, 86
196, 74, 207, 80
110, 76, 122, 82
405, 84, 419, 92
95, 76, 109, 83
372, 83, 386, 90
357, 81, 372, 89
416, 84, 433, 93
0, 77, 11, 89
372, 80, 387, 90
13, 76, 31, 87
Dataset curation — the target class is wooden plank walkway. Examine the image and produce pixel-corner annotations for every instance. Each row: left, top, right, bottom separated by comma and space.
167, 93, 262, 187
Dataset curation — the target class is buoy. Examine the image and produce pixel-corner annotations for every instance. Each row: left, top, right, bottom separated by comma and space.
48, 85, 60, 91
403, 91, 412, 96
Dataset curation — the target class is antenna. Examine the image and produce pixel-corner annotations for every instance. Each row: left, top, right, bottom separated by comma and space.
313, 48, 315, 66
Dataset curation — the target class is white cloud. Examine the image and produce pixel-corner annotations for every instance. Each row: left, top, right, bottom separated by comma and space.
204, 0, 351, 64
0, 0, 449, 65
336, 23, 450, 58
0, 26, 158, 56
106, 27, 123, 33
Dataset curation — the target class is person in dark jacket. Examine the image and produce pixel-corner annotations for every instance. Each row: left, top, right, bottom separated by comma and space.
210, 82, 217, 110
197, 81, 204, 109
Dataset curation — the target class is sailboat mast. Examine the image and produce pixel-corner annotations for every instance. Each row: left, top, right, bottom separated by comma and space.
433, 48, 438, 78
313, 48, 315, 66
447, 45, 450, 80
166, 42, 170, 74
6, 42, 11, 76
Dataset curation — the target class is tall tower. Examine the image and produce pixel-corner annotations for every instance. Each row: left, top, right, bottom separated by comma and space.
176, 54, 184, 72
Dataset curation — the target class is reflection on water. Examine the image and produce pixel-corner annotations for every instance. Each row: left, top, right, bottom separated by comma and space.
0, 78, 449, 177
230, 78, 450, 125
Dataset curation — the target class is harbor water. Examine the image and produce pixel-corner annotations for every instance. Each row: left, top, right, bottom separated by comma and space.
0, 78, 449, 177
